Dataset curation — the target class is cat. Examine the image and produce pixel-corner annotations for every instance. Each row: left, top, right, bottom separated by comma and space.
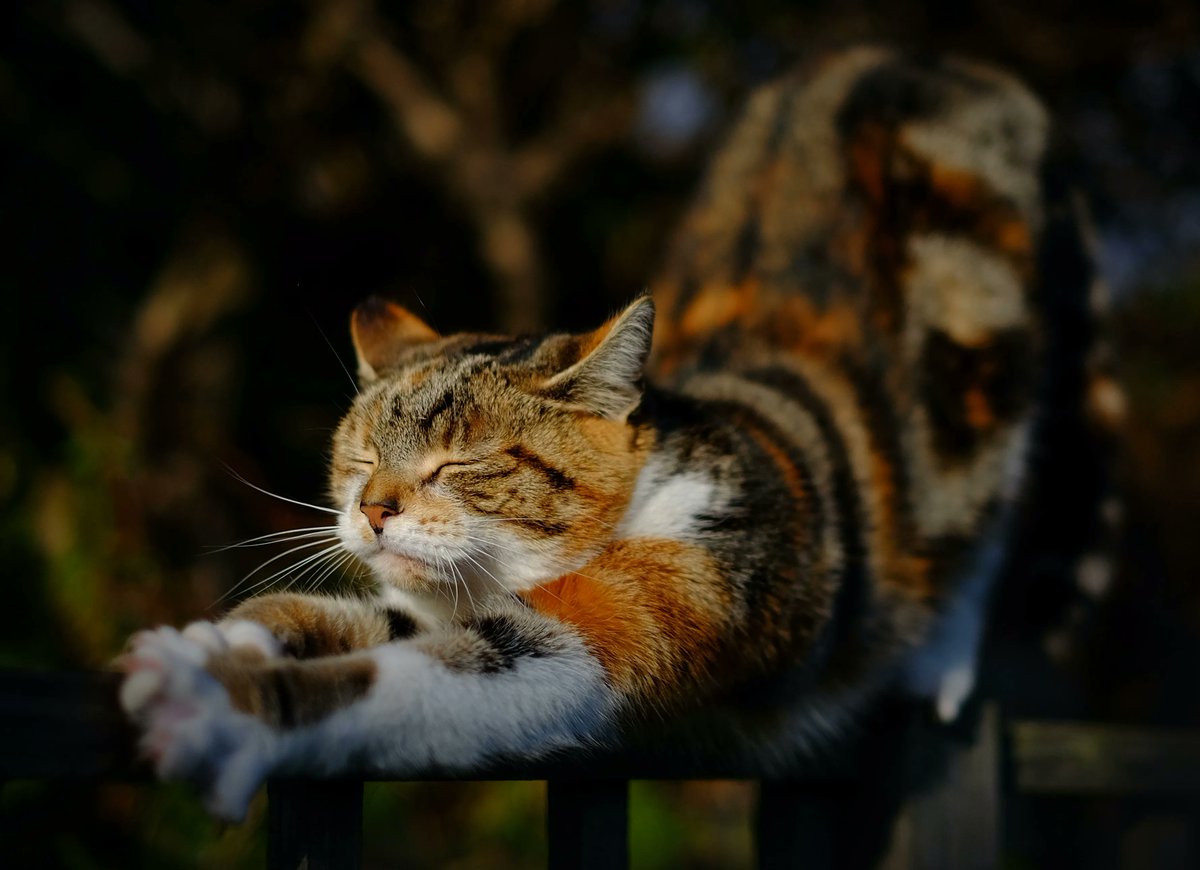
118, 46, 1113, 820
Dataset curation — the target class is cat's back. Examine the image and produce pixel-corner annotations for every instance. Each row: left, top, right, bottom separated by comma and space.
650, 46, 1048, 382
647, 47, 1067, 651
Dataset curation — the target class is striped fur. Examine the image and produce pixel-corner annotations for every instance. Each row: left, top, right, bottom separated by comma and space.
119, 48, 1103, 819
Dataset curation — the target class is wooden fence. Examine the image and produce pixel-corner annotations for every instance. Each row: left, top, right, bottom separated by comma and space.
3, 670, 1200, 869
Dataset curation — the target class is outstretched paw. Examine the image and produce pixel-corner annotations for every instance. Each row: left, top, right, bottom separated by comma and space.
180, 619, 283, 661
118, 627, 278, 821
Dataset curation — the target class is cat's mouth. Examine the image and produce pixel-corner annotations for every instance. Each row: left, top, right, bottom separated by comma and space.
376, 549, 433, 572
377, 549, 479, 590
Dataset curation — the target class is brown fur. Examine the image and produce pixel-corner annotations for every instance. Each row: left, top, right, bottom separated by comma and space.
210, 653, 378, 729
227, 594, 392, 658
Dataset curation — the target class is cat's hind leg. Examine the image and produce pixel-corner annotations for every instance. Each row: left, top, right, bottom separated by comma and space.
901, 532, 1007, 722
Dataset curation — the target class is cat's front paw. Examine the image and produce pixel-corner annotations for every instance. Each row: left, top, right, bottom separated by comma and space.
118, 626, 279, 821
179, 618, 283, 661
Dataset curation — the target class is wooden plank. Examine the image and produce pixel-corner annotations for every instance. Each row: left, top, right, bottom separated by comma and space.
546, 779, 629, 870
13, 669, 1197, 801
902, 703, 1001, 870
1012, 719, 1200, 794
755, 780, 836, 869
0, 669, 861, 782
267, 778, 363, 870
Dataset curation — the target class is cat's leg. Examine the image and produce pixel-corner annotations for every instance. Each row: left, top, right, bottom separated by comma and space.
118, 590, 443, 816
119, 604, 611, 819
177, 589, 440, 662
901, 531, 1007, 721
118, 538, 734, 819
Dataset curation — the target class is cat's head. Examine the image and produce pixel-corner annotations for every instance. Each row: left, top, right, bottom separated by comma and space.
331, 296, 655, 595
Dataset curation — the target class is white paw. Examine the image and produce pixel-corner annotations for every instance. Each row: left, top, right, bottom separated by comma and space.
901, 646, 979, 723
934, 664, 976, 723
119, 627, 279, 821
181, 619, 283, 660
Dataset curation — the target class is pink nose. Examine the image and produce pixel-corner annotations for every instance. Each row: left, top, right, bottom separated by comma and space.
360, 500, 400, 534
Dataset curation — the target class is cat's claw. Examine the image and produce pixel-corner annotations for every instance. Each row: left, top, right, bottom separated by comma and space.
118, 626, 279, 821
181, 619, 283, 660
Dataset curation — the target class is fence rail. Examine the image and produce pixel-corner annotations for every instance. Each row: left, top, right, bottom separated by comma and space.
4, 669, 1200, 869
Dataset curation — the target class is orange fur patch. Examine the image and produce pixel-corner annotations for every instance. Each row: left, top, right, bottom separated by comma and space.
964, 385, 996, 430
926, 163, 981, 210
739, 412, 810, 510
994, 219, 1032, 257
771, 297, 864, 357
678, 281, 758, 339
928, 163, 1033, 258
848, 124, 889, 203
523, 539, 729, 707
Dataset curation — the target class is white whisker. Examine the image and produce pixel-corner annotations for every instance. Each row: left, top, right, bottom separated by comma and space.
205, 528, 339, 554
267, 544, 346, 596
460, 550, 521, 605
456, 533, 542, 582
460, 534, 526, 557
233, 543, 345, 602
447, 553, 461, 623
216, 539, 341, 605
457, 557, 477, 614
309, 550, 356, 593
309, 311, 359, 398
222, 463, 343, 516
289, 545, 349, 593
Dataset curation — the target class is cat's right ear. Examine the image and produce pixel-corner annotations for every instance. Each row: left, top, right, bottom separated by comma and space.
538, 296, 655, 421
350, 297, 440, 382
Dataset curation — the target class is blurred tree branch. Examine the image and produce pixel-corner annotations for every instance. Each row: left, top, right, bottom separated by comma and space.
315, 0, 634, 331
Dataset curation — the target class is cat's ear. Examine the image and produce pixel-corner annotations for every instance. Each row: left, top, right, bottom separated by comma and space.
541, 296, 655, 420
350, 297, 440, 381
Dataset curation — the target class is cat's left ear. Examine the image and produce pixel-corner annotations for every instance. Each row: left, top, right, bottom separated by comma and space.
540, 296, 655, 421
350, 297, 440, 381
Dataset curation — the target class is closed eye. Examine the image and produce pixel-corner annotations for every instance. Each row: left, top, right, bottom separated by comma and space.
426, 460, 477, 484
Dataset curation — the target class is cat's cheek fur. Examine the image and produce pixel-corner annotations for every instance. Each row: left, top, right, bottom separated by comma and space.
335, 497, 372, 550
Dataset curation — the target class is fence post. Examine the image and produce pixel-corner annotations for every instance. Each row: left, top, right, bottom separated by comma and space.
546, 779, 629, 870
755, 780, 838, 868
267, 779, 363, 870
882, 704, 1002, 870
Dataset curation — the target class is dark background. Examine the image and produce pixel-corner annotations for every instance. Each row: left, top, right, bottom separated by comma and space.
2, 1, 1198, 866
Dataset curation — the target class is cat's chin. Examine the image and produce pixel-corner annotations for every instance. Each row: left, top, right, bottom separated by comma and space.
371, 550, 438, 585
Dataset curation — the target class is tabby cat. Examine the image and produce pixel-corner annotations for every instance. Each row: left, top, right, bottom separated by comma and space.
119, 47, 1112, 819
